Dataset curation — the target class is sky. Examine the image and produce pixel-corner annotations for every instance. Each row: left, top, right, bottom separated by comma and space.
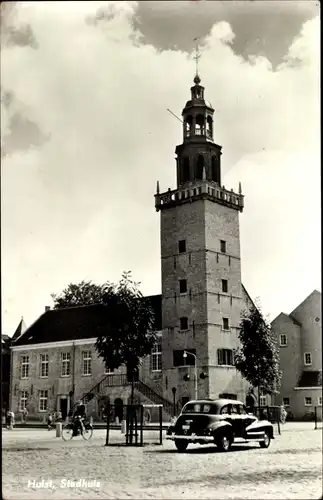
1, 1, 320, 336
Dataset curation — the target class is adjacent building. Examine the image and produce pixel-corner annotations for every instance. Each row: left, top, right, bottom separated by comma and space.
272, 290, 322, 419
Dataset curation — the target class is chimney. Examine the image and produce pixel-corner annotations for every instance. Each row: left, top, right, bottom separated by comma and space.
45, 306, 51, 312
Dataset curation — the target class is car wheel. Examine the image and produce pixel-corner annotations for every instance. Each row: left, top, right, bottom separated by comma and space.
216, 434, 232, 452
259, 431, 271, 448
175, 439, 188, 452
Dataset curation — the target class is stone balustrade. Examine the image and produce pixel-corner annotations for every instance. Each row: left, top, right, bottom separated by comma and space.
155, 181, 244, 212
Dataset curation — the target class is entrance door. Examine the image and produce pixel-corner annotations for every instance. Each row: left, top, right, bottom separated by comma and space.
114, 398, 123, 421
60, 398, 68, 420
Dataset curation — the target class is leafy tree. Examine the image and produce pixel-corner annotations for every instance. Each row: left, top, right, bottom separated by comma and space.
234, 303, 282, 402
51, 272, 157, 407
51, 280, 108, 309
95, 272, 157, 403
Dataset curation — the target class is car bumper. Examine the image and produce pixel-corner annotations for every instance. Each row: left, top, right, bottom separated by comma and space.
166, 434, 214, 442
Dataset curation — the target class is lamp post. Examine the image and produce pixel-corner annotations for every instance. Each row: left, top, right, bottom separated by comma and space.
183, 351, 198, 400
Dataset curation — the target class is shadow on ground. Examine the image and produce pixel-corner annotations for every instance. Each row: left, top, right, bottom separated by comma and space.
154, 468, 322, 489
145, 444, 257, 454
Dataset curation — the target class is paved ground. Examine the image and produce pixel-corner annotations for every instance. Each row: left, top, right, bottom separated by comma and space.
2, 423, 322, 499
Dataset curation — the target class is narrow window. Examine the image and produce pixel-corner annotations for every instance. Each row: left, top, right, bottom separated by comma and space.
220, 240, 226, 253
179, 279, 187, 294
195, 154, 204, 179
222, 318, 229, 331
222, 279, 228, 293
318, 397, 322, 406
20, 356, 29, 379
19, 391, 28, 412
304, 353, 312, 366
182, 157, 190, 183
180, 317, 188, 330
82, 351, 92, 375
40, 353, 49, 378
259, 394, 267, 407
39, 390, 48, 412
178, 240, 186, 253
304, 397, 312, 406
279, 334, 287, 346
151, 342, 162, 371
283, 397, 290, 406
61, 352, 71, 376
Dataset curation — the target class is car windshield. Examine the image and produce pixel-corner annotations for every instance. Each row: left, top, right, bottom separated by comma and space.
182, 403, 219, 414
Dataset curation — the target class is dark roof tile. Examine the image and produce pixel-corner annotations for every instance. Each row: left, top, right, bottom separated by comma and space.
14, 295, 162, 346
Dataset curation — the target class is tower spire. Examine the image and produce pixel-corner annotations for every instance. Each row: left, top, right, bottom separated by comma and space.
193, 37, 201, 81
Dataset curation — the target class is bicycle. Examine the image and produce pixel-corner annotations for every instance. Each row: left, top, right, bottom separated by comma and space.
62, 416, 93, 441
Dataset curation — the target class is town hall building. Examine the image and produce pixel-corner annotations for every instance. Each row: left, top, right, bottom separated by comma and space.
9, 72, 264, 421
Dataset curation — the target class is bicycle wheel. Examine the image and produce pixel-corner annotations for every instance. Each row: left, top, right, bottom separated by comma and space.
62, 423, 74, 441
81, 423, 93, 441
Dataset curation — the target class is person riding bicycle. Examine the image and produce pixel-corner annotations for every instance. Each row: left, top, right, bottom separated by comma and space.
72, 401, 86, 435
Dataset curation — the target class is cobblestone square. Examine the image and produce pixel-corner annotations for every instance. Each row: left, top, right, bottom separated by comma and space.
2, 423, 322, 499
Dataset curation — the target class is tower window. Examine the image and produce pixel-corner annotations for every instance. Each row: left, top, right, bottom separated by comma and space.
179, 279, 187, 294
173, 349, 196, 367
211, 156, 220, 184
180, 317, 188, 330
222, 279, 228, 293
217, 349, 234, 366
304, 353, 312, 366
206, 116, 213, 138
196, 155, 204, 180
220, 240, 226, 253
222, 318, 229, 331
178, 240, 186, 253
195, 114, 205, 136
182, 157, 190, 183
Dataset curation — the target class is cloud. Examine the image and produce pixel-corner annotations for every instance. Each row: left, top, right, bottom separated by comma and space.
1, 2, 320, 333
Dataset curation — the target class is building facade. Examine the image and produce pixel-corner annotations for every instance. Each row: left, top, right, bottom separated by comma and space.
10, 300, 165, 421
271, 290, 322, 419
9, 72, 256, 421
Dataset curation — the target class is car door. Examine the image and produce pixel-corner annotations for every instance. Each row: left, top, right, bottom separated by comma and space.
239, 404, 257, 435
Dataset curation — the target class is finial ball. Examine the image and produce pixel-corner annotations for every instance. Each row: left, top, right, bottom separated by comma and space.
194, 74, 201, 85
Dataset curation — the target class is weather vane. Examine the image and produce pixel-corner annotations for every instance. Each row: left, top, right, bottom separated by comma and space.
193, 37, 201, 76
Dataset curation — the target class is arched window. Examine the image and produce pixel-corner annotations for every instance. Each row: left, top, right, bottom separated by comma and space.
211, 156, 220, 184
184, 115, 193, 137
207, 116, 213, 139
182, 157, 190, 183
195, 114, 205, 136
196, 155, 204, 180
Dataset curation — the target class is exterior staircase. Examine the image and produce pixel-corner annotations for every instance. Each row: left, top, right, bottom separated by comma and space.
77, 374, 179, 420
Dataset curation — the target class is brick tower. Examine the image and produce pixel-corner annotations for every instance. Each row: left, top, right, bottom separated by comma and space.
155, 71, 246, 407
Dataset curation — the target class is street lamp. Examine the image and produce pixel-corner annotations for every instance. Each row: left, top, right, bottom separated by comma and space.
183, 351, 198, 400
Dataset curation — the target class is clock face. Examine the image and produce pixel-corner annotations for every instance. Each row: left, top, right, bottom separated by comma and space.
315, 317, 320, 323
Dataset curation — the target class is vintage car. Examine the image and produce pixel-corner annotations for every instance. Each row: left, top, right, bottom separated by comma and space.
166, 398, 275, 452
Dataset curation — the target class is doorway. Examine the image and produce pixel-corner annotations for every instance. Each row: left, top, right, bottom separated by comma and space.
114, 398, 123, 421
59, 398, 68, 420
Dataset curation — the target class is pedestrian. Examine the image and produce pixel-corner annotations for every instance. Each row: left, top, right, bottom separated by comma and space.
22, 407, 28, 423
280, 405, 287, 424
7, 410, 14, 430
246, 387, 257, 414
145, 408, 151, 424
47, 412, 53, 430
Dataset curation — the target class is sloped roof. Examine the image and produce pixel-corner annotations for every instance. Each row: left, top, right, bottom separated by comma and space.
14, 295, 162, 346
12, 318, 27, 341
297, 371, 322, 388
291, 290, 321, 317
